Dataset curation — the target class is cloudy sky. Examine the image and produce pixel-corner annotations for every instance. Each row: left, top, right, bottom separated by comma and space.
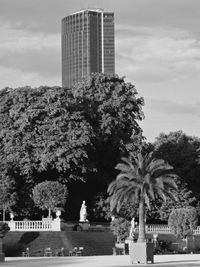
0, 0, 200, 142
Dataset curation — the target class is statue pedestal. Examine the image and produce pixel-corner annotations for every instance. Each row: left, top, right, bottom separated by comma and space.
52, 217, 61, 231
129, 241, 154, 264
79, 221, 90, 230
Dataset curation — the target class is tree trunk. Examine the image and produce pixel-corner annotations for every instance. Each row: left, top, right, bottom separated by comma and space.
137, 198, 146, 243
48, 207, 51, 218
2, 209, 5, 223
186, 236, 188, 251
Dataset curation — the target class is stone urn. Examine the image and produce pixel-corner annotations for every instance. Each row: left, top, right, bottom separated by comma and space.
10, 212, 14, 221
0, 222, 10, 262
56, 209, 61, 219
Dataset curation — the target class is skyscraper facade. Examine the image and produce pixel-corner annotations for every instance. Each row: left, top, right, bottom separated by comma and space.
61, 9, 115, 88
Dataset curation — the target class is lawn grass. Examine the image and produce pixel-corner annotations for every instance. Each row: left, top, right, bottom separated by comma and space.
3, 231, 116, 257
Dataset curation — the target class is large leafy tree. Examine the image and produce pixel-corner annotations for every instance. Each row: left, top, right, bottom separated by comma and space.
151, 131, 200, 221
108, 152, 178, 243
0, 73, 145, 218
153, 131, 200, 199
0, 86, 93, 216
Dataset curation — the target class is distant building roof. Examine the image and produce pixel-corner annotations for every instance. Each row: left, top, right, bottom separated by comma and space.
72, 8, 104, 15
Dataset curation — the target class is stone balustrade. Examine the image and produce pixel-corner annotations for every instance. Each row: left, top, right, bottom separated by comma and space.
2, 220, 200, 234
193, 226, 200, 235
135, 224, 200, 235
7, 218, 61, 231
146, 224, 171, 234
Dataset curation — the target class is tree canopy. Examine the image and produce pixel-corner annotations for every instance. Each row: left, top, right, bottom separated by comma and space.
32, 181, 68, 217
151, 131, 200, 221
146, 188, 196, 222
0, 73, 145, 218
0, 86, 92, 181
72, 73, 145, 185
168, 207, 198, 239
154, 131, 200, 198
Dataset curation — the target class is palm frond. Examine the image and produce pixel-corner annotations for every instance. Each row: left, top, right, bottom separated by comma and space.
148, 160, 173, 177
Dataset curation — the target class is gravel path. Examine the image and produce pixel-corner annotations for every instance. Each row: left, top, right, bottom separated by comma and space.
2, 254, 200, 267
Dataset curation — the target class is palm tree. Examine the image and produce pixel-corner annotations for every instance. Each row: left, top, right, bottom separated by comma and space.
108, 152, 178, 243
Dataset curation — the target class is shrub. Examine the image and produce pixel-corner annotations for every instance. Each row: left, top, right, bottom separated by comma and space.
0, 222, 10, 236
110, 217, 130, 243
168, 207, 198, 239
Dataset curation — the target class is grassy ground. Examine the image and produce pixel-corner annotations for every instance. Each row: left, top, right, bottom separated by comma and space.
3, 231, 116, 257
4, 227, 200, 257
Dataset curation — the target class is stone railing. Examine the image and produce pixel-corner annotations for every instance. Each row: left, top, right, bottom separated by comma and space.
2, 211, 62, 232
8, 218, 60, 232
2, 219, 200, 234
7, 218, 61, 231
146, 224, 171, 234
193, 226, 200, 235
135, 224, 200, 235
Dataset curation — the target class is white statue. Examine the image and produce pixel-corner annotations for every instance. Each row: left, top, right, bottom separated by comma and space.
129, 217, 135, 238
79, 200, 88, 222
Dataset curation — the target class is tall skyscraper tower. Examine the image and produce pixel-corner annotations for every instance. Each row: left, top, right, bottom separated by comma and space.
61, 8, 115, 88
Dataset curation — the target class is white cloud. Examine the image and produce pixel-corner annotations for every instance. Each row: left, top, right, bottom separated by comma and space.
0, 66, 60, 89
146, 98, 200, 117
116, 24, 191, 39
0, 21, 60, 53
139, 98, 200, 142
0, 20, 61, 85
114, 25, 200, 141
115, 24, 200, 83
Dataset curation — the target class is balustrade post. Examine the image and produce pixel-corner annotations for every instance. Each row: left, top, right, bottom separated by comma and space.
52, 218, 61, 231
52, 210, 61, 231
8, 220, 15, 231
